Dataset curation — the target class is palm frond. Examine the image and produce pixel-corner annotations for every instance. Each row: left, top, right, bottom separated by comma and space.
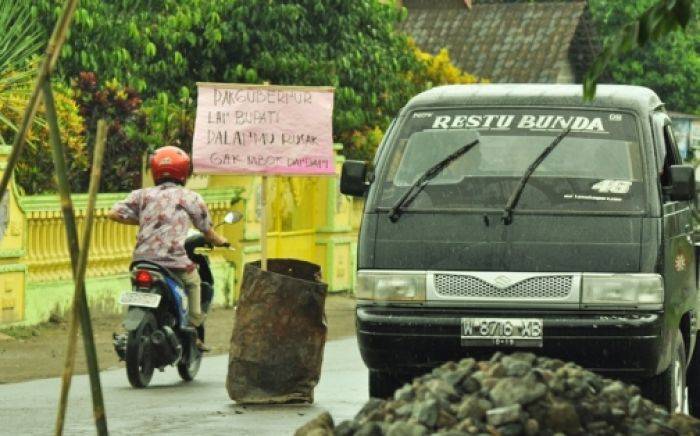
0, 0, 44, 73
0, 0, 45, 148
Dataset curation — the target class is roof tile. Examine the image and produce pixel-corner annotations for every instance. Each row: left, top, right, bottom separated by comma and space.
400, 0, 598, 83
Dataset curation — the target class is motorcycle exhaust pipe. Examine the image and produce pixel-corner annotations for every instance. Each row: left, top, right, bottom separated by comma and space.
163, 326, 183, 362
151, 330, 177, 366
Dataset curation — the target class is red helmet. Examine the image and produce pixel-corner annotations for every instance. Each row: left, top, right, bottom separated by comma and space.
150, 146, 190, 184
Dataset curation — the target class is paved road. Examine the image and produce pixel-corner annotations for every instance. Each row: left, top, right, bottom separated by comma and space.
0, 337, 367, 435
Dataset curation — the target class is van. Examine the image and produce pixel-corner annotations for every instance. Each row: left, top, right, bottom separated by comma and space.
341, 84, 699, 413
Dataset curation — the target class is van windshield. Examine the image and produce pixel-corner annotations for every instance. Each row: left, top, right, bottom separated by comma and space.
376, 108, 645, 213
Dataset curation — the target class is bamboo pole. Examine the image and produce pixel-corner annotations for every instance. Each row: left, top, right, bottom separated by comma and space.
54, 119, 108, 435
44, 84, 108, 436
0, 0, 80, 206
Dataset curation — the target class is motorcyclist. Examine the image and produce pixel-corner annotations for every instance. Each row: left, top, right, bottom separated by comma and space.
107, 146, 228, 351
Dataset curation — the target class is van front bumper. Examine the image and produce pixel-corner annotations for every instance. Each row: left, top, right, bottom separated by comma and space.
356, 305, 669, 380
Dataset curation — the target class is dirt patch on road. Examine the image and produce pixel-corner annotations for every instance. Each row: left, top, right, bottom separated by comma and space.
0, 294, 356, 384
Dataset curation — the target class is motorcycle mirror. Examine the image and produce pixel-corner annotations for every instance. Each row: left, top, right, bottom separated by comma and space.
223, 211, 243, 224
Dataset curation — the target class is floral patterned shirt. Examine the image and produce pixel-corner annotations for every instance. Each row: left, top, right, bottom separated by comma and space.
111, 182, 212, 270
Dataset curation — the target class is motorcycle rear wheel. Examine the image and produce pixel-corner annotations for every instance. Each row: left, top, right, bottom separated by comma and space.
126, 311, 156, 388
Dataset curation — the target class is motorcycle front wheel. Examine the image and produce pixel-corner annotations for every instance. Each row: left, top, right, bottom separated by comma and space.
125, 311, 156, 388
177, 339, 202, 381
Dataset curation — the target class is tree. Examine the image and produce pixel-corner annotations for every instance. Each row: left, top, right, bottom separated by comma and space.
584, 0, 696, 109
343, 41, 482, 160
32, 1, 484, 159
443, 0, 697, 109
32, 0, 427, 148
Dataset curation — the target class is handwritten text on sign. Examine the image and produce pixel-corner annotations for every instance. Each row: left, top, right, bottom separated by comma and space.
192, 83, 335, 175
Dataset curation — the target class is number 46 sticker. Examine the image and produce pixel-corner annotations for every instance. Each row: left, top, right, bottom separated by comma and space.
592, 180, 631, 194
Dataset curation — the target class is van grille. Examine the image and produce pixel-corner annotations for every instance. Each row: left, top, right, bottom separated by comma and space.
433, 274, 572, 299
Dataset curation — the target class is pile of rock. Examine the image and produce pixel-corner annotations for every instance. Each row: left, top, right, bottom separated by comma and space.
296, 352, 700, 436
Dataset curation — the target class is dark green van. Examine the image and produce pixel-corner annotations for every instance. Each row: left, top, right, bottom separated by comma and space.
341, 84, 699, 413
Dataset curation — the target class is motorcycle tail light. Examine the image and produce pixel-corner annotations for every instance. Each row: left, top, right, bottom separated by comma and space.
135, 270, 153, 287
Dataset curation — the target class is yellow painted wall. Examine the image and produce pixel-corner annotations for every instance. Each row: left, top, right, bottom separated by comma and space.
0, 146, 27, 324
0, 145, 361, 327
206, 144, 360, 299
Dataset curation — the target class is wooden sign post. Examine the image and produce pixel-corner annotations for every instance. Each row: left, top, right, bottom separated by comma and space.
260, 82, 270, 272
260, 175, 268, 271
192, 82, 335, 271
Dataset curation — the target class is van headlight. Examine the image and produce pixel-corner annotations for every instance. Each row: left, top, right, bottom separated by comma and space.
581, 274, 664, 309
356, 271, 426, 301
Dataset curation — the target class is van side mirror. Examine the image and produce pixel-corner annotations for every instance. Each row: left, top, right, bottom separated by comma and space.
340, 160, 369, 197
224, 211, 243, 224
669, 165, 695, 201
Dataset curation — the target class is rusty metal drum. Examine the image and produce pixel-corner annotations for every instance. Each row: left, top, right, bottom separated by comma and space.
226, 259, 328, 404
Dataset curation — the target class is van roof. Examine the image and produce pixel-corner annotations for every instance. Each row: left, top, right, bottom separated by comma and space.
405, 84, 663, 114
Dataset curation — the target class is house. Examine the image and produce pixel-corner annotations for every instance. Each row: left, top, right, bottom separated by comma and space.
399, 0, 601, 83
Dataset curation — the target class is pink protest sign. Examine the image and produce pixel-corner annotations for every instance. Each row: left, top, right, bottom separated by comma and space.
192, 83, 335, 175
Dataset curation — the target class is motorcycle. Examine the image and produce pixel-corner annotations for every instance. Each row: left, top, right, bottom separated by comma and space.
113, 211, 241, 388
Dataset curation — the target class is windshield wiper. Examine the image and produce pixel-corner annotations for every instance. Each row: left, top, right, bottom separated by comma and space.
389, 138, 480, 222
501, 128, 571, 225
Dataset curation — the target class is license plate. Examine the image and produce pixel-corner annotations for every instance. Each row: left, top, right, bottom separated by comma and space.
119, 292, 161, 308
461, 317, 543, 347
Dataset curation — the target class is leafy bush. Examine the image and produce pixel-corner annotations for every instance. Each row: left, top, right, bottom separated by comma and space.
138, 91, 196, 155
72, 72, 149, 192
408, 40, 483, 88
4, 74, 87, 195
0, 60, 86, 195
341, 126, 385, 162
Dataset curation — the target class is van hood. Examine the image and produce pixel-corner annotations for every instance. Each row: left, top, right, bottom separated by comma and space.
369, 213, 643, 272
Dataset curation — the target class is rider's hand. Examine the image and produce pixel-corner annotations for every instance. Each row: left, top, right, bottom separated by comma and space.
204, 228, 229, 247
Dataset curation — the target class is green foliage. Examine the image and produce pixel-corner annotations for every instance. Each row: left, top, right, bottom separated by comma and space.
72, 72, 148, 192
0, 0, 43, 142
13, 80, 87, 195
342, 43, 484, 161
0, 0, 43, 74
0, 0, 88, 195
585, 0, 698, 112
409, 40, 483, 87
32, 0, 427, 156
342, 126, 385, 162
138, 91, 196, 155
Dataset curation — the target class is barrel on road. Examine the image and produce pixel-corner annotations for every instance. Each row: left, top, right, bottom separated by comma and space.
227, 259, 328, 404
